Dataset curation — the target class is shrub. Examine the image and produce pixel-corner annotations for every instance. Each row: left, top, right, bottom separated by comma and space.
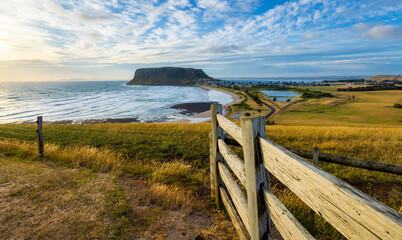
393, 103, 402, 108
301, 91, 333, 99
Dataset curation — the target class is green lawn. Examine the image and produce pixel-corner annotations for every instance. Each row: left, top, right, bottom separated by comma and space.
275, 89, 402, 127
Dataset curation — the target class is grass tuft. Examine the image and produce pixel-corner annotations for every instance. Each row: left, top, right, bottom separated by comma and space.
0, 139, 123, 175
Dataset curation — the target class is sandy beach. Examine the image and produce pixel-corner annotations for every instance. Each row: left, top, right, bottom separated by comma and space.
171, 86, 242, 123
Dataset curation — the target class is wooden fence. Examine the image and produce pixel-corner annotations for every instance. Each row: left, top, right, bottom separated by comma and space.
224, 138, 402, 175
210, 103, 402, 240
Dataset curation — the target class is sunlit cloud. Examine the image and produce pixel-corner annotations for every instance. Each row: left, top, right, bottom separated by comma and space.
0, 0, 401, 81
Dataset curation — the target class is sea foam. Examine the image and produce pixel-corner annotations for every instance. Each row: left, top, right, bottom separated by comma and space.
0, 81, 232, 123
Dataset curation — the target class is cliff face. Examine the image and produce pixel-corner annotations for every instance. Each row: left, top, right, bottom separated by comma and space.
127, 67, 212, 86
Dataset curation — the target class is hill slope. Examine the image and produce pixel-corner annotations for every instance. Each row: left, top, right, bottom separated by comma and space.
127, 67, 212, 86
366, 75, 402, 83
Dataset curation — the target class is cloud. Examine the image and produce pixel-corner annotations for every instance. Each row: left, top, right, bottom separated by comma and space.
197, 0, 229, 12
275, 39, 287, 45
205, 44, 243, 53
77, 12, 114, 23
304, 32, 321, 40
1, 0, 402, 81
353, 23, 402, 39
85, 32, 103, 42
353, 23, 370, 30
367, 25, 402, 39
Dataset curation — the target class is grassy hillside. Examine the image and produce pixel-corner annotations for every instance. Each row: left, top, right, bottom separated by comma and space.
0, 135, 237, 239
1, 119, 401, 239
275, 87, 402, 127
0, 86, 401, 239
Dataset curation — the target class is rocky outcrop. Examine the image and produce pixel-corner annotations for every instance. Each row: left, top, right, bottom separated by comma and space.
127, 67, 212, 86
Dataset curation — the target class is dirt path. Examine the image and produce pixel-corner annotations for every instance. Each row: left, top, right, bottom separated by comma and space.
261, 101, 276, 119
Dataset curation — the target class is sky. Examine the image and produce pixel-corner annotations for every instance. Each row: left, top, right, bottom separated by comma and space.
0, 0, 401, 82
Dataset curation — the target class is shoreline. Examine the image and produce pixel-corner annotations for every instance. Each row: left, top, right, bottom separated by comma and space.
169, 86, 242, 123
193, 86, 241, 117
1, 86, 242, 125
172, 86, 241, 122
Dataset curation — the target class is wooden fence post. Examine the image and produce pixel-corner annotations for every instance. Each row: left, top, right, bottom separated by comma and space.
241, 116, 270, 240
313, 147, 319, 165
309, 147, 319, 235
36, 116, 44, 157
211, 103, 223, 208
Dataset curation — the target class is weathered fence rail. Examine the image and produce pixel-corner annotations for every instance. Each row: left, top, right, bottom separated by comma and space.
285, 147, 402, 175
210, 103, 402, 240
223, 137, 402, 175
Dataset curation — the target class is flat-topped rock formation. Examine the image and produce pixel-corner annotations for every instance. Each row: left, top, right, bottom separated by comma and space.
127, 67, 212, 86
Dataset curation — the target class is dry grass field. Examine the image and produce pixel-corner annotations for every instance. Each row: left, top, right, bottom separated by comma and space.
0, 139, 237, 240
0, 86, 401, 239
0, 154, 130, 239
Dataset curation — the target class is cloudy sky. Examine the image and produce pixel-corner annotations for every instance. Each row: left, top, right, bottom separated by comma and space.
0, 0, 401, 81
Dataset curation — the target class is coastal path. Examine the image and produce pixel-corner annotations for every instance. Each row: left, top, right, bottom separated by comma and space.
261, 101, 276, 119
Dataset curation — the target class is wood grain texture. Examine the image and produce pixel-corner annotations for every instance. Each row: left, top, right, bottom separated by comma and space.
286, 147, 402, 175
262, 186, 314, 240
224, 137, 242, 147
217, 114, 243, 146
220, 186, 251, 240
211, 104, 223, 207
218, 139, 246, 186
260, 137, 402, 240
36, 116, 44, 157
241, 116, 270, 240
218, 161, 250, 233
309, 147, 319, 235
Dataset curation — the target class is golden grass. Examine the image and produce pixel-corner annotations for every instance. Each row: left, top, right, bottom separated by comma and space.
1, 95, 401, 240
0, 137, 236, 239
0, 139, 123, 175
267, 125, 402, 164
142, 183, 196, 213
0, 156, 131, 239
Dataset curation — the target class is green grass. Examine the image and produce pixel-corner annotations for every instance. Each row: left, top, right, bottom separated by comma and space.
0, 123, 211, 168
0, 87, 401, 239
274, 88, 402, 127
231, 91, 252, 111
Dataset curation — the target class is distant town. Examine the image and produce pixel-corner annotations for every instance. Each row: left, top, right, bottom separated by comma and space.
201, 75, 402, 91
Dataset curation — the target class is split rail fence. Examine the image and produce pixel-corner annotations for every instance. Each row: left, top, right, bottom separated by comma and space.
210, 103, 402, 240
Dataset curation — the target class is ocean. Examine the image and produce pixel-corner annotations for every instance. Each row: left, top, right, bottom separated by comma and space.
0, 81, 233, 123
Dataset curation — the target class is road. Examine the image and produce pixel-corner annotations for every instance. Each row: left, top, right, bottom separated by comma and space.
262, 101, 276, 119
